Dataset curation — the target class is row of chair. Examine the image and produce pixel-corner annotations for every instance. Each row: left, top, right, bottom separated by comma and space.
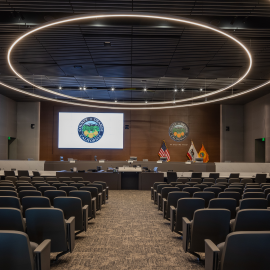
151, 181, 270, 269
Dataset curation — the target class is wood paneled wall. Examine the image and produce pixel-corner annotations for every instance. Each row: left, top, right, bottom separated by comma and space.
40, 102, 220, 162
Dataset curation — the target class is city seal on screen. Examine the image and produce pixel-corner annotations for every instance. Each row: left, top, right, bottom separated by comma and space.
78, 117, 104, 143
168, 121, 189, 142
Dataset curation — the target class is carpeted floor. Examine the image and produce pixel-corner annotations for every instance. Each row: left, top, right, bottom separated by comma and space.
51, 190, 205, 270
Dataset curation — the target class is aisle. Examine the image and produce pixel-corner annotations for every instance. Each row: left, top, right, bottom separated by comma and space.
51, 190, 204, 270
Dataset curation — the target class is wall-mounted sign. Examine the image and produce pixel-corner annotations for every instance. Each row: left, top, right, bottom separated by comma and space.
169, 121, 189, 142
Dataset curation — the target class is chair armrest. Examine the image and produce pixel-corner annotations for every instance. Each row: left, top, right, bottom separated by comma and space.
98, 194, 102, 210
205, 239, 219, 270
163, 198, 167, 219
34, 239, 51, 270
91, 198, 96, 218
83, 205, 89, 232
151, 187, 154, 200
154, 190, 157, 204
170, 206, 176, 232
157, 193, 161, 210
182, 217, 191, 252
66, 217, 75, 252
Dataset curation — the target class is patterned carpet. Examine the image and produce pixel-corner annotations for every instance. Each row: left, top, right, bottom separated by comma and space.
51, 190, 205, 270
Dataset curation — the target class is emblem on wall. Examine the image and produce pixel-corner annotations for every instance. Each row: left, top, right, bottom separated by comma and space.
168, 121, 189, 142
78, 117, 104, 143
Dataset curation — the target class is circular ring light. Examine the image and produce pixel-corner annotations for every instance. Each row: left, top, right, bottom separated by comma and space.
7, 12, 252, 108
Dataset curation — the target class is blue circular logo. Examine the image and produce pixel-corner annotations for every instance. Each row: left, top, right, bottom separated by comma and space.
78, 117, 104, 143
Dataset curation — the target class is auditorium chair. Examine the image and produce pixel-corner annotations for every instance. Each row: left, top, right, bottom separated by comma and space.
34, 183, 49, 189
163, 191, 189, 219
22, 196, 51, 217
88, 183, 106, 204
225, 187, 243, 195
0, 208, 25, 231
208, 198, 237, 219
45, 177, 58, 182
72, 177, 84, 182
191, 172, 202, 178
0, 190, 18, 197
17, 186, 36, 193
18, 171, 30, 177
19, 191, 42, 202
59, 186, 78, 195
0, 181, 14, 186
0, 186, 16, 191
151, 182, 164, 200
193, 191, 215, 208
175, 184, 190, 191
58, 177, 71, 183
193, 184, 208, 191
0, 196, 21, 210
190, 178, 202, 184
203, 178, 215, 183
158, 187, 179, 211
209, 173, 220, 180
80, 186, 101, 211
19, 176, 31, 182
242, 192, 265, 199
205, 232, 270, 270
215, 178, 227, 184
261, 184, 270, 191
32, 176, 44, 182
169, 182, 180, 187
53, 182, 68, 189
188, 182, 200, 187
63, 180, 75, 185
4, 171, 15, 177
236, 198, 267, 213
244, 188, 263, 193
202, 182, 215, 187
231, 209, 270, 232
44, 190, 66, 206
183, 209, 230, 260
70, 190, 96, 219
264, 188, 270, 198
255, 173, 267, 184
240, 178, 253, 184
204, 187, 222, 198
229, 173, 239, 178
54, 197, 88, 235
32, 181, 46, 186
70, 183, 85, 189
182, 187, 201, 197
32, 171, 40, 177
177, 177, 189, 184
38, 186, 57, 195
167, 172, 177, 184
16, 181, 32, 186
229, 184, 244, 189
154, 184, 171, 204
26, 208, 75, 261
170, 198, 204, 234
94, 181, 109, 200
212, 184, 226, 191
78, 180, 91, 185
0, 231, 51, 270
228, 178, 240, 184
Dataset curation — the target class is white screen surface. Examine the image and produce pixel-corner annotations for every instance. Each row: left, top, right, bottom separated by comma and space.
58, 112, 123, 149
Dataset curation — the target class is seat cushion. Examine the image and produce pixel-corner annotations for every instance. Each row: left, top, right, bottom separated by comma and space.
230, 219, 235, 231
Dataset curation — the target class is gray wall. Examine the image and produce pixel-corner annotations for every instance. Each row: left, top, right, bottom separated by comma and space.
17, 102, 40, 160
244, 93, 270, 162
0, 94, 17, 159
220, 104, 244, 162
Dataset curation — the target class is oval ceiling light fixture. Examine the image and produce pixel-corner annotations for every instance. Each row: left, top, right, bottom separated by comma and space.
174, 88, 178, 92
143, 87, 147, 92
6, 12, 252, 109
111, 87, 115, 91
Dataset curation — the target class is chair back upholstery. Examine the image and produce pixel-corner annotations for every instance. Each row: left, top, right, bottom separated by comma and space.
18, 171, 29, 177
177, 177, 189, 184
26, 208, 67, 252
233, 209, 270, 232
87, 183, 103, 194
204, 187, 222, 197
212, 184, 226, 191
70, 183, 85, 189
175, 184, 190, 191
220, 232, 270, 270
175, 198, 204, 232
255, 174, 267, 184
72, 177, 84, 182
225, 187, 243, 195
59, 186, 78, 195
190, 209, 230, 252
167, 172, 177, 183
93, 181, 106, 189
203, 178, 215, 183
218, 192, 241, 206
19, 191, 41, 201
161, 187, 180, 199
191, 172, 202, 178
0, 190, 17, 197
70, 190, 92, 216
193, 184, 208, 191
229, 173, 240, 178
0, 231, 35, 270
4, 171, 15, 177
22, 196, 51, 216
0, 196, 21, 210
32, 176, 44, 181
32, 171, 40, 177
17, 186, 36, 193
44, 190, 67, 206
0, 186, 15, 191
38, 186, 57, 195
190, 178, 202, 183
239, 198, 268, 210
0, 208, 25, 232
209, 173, 219, 180
244, 188, 262, 193
241, 178, 253, 184
156, 184, 171, 194
228, 178, 240, 184
209, 198, 237, 219
242, 192, 265, 199
216, 178, 227, 184
193, 191, 215, 207
182, 187, 201, 197
58, 177, 71, 182
54, 197, 83, 231
80, 186, 98, 199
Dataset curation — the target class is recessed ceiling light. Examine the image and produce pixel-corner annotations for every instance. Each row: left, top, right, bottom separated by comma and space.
83, 87, 86, 90
111, 87, 115, 91
174, 88, 178, 92
200, 88, 203, 91
145, 101, 148, 103
144, 88, 147, 91
79, 87, 82, 90
59, 86, 62, 90
181, 88, 185, 92
115, 100, 117, 103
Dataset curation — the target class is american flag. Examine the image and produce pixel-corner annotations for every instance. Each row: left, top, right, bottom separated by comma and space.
158, 140, 171, 161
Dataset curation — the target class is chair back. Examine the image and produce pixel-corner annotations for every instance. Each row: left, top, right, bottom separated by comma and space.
87, 183, 103, 194
53, 183, 68, 189
240, 178, 253, 184
175, 184, 190, 191
59, 186, 78, 195
191, 209, 230, 252
72, 177, 84, 182
0, 196, 21, 210
242, 192, 265, 199
255, 174, 267, 184
38, 186, 57, 195
44, 190, 67, 206
4, 171, 15, 177
212, 184, 226, 191
93, 181, 106, 189
54, 197, 83, 231
204, 187, 222, 197
190, 178, 202, 183
0, 208, 25, 231
34, 183, 49, 189
218, 192, 241, 206
228, 178, 240, 184
167, 172, 177, 183
69, 190, 92, 216
191, 172, 202, 178
58, 177, 71, 182
46, 177, 58, 182
216, 178, 227, 184
0, 190, 18, 197
17, 186, 36, 193
0, 231, 35, 270
156, 184, 171, 194
32, 171, 40, 177
32, 176, 44, 181
177, 177, 189, 184
225, 187, 243, 195
193, 184, 208, 191
193, 191, 215, 207
19, 190, 42, 201
244, 188, 262, 193
26, 208, 67, 252
161, 187, 180, 199
209, 198, 237, 219
220, 232, 270, 270
209, 173, 219, 180
239, 198, 268, 210
80, 186, 98, 199
203, 178, 215, 183
0, 186, 15, 191
182, 187, 201, 197
70, 183, 85, 189
22, 196, 51, 216
229, 173, 239, 178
